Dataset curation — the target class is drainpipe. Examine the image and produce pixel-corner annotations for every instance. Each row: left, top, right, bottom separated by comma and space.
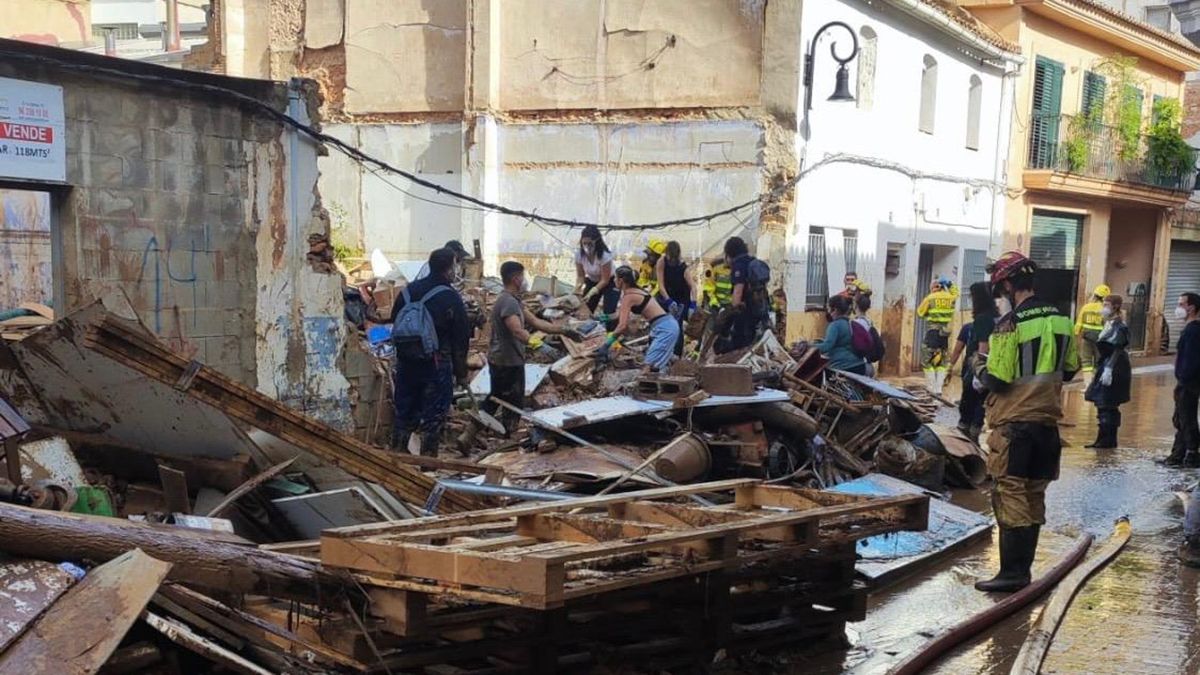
165, 0, 181, 52
103, 28, 117, 57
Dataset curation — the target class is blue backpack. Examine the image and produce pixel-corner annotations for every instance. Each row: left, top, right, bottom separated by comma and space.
391, 285, 452, 359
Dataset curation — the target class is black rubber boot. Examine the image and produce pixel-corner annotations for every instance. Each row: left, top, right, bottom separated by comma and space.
390, 430, 411, 453
1091, 425, 1117, 450
975, 526, 1034, 593
1084, 430, 1104, 449
1178, 536, 1200, 568
419, 431, 440, 458
1186, 451, 1200, 469
1160, 440, 1186, 466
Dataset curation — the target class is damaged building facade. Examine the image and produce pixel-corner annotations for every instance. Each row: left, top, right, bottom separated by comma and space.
0, 38, 352, 427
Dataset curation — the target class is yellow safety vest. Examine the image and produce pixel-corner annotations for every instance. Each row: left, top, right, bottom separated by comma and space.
917, 289, 957, 325
1075, 301, 1104, 334
637, 260, 658, 296
712, 264, 733, 307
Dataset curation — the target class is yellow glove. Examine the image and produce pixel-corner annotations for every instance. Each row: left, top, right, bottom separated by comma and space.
527, 335, 544, 350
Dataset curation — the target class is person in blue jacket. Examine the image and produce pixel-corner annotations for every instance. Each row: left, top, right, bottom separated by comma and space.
817, 294, 866, 375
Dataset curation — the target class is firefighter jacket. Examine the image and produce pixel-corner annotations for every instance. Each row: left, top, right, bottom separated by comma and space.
1074, 300, 1104, 335
637, 260, 659, 296
917, 286, 958, 325
709, 263, 733, 308
975, 296, 1079, 427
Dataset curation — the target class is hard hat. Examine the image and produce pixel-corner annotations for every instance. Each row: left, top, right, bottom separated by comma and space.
1093, 284, 1111, 299
987, 251, 1037, 286
645, 239, 667, 256
938, 275, 953, 289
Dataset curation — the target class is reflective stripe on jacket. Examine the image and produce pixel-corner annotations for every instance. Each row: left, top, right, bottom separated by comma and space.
917, 289, 957, 324
978, 297, 1079, 426
1075, 301, 1104, 334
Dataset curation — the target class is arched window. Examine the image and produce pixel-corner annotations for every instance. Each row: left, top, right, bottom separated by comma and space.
966, 75, 982, 149
857, 26, 878, 110
919, 55, 938, 134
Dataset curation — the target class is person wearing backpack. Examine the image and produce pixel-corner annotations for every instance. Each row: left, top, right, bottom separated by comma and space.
850, 293, 884, 376
716, 237, 770, 354
817, 295, 867, 375
389, 248, 471, 457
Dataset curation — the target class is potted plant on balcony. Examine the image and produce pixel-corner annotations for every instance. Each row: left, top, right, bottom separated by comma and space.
1146, 98, 1195, 189
1063, 109, 1100, 173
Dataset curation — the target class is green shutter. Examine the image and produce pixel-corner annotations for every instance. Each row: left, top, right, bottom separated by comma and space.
1153, 94, 1165, 125
1126, 85, 1144, 126
1029, 57, 1065, 168
1030, 210, 1083, 270
1082, 71, 1106, 119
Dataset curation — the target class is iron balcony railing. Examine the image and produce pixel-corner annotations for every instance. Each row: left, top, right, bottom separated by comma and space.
1027, 113, 1199, 192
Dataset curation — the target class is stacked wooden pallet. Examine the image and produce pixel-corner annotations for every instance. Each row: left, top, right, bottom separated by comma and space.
317, 479, 928, 672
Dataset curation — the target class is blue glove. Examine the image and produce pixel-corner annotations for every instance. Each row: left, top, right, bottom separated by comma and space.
688, 301, 697, 312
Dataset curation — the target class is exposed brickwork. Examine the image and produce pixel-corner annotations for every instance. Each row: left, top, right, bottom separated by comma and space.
1183, 79, 1200, 140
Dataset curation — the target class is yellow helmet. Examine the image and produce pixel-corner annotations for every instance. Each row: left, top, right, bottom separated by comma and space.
646, 239, 667, 256
1093, 284, 1111, 299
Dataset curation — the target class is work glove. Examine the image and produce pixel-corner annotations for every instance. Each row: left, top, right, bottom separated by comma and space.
527, 335, 544, 350
1100, 368, 1113, 386
583, 287, 599, 301
688, 301, 697, 312
972, 376, 985, 393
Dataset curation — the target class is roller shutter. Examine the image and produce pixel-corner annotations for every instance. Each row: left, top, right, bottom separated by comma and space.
1164, 240, 1200, 351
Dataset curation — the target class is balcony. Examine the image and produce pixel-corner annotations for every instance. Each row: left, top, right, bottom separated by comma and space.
1025, 113, 1199, 203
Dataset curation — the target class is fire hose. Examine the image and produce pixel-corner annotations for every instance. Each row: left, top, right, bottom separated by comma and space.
887, 531, 1094, 675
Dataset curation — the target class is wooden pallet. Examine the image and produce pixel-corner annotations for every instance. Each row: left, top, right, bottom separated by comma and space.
321, 479, 928, 610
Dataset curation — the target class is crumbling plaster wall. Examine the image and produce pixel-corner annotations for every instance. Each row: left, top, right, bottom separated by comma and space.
0, 51, 350, 428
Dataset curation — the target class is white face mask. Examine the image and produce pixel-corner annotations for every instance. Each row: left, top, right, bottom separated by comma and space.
1100, 306, 1112, 318
996, 297, 1013, 316
582, 243, 595, 255
1176, 305, 1189, 320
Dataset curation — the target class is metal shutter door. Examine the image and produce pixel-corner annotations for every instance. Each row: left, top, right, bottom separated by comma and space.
1030, 211, 1083, 270
1164, 240, 1200, 350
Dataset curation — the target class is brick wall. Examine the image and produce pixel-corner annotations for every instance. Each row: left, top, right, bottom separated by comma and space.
1183, 79, 1200, 140
0, 41, 352, 429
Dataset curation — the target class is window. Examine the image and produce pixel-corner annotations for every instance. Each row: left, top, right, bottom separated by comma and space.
857, 27, 878, 111
1082, 71, 1106, 120
1125, 85, 1144, 127
966, 75, 983, 150
1028, 56, 1065, 168
1145, 5, 1173, 30
806, 228, 829, 308
1153, 94, 1166, 125
844, 231, 858, 275
919, 55, 938, 134
92, 23, 140, 40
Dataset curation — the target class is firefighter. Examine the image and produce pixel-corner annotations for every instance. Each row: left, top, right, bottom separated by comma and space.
1074, 284, 1110, 374
637, 239, 666, 296
704, 256, 733, 310
916, 276, 959, 394
973, 251, 1078, 593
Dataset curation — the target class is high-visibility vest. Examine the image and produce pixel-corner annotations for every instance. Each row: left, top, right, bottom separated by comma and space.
983, 298, 1080, 426
1075, 301, 1104, 334
712, 264, 733, 307
637, 260, 658, 296
917, 289, 957, 325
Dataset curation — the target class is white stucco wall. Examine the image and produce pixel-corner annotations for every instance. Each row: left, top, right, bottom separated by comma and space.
92, 0, 207, 26
789, 0, 1016, 317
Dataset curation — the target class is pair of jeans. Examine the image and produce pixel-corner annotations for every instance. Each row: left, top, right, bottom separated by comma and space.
392, 355, 454, 440
1173, 384, 1200, 454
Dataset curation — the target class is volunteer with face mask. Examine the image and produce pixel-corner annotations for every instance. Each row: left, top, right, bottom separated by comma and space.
1163, 293, 1200, 467
575, 225, 619, 319
1083, 295, 1131, 449
972, 251, 1078, 593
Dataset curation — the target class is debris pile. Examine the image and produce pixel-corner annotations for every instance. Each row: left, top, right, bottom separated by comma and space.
0, 264, 983, 671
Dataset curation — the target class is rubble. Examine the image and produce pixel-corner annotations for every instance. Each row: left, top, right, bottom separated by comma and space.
0, 271, 992, 672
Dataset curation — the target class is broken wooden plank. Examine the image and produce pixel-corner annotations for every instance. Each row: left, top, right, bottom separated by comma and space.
158, 464, 191, 515
206, 456, 296, 518
17, 302, 54, 321
0, 549, 171, 675
82, 315, 484, 512
0, 501, 345, 602
143, 611, 272, 675
0, 560, 75, 651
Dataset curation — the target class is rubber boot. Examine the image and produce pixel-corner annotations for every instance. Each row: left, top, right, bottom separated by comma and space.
1186, 450, 1200, 469
975, 526, 1033, 593
390, 429, 411, 453
1083, 428, 1104, 449
934, 370, 946, 396
1178, 536, 1200, 568
1090, 425, 1116, 450
419, 431, 440, 458
1160, 439, 1187, 466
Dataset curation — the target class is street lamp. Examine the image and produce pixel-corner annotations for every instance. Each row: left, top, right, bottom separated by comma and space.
803, 21, 860, 111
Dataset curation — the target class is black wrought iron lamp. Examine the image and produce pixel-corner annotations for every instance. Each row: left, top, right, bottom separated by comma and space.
803, 21, 860, 111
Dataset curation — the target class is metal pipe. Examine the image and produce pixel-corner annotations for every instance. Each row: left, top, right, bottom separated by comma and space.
435, 479, 575, 502
104, 28, 117, 57
165, 0, 181, 52
887, 533, 1094, 675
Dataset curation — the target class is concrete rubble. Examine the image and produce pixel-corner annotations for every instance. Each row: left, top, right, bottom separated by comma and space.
0, 252, 993, 673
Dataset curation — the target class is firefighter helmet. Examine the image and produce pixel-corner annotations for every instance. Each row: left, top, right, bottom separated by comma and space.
987, 251, 1037, 286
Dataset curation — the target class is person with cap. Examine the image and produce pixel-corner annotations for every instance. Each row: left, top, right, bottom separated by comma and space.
1075, 284, 1110, 374
414, 240, 473, 282
482, 261, 582, 434
598, 265, 680, 372
637, 239, 666, 296
972, 251, 1078, 593
1083, 294, 1131, 449
916, 275, 959, 395
574, 225, 620, 318
389, 248, 471, 457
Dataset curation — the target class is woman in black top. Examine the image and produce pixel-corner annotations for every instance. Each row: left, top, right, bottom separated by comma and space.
655, 241, 696, 355
956, 282, 996, 441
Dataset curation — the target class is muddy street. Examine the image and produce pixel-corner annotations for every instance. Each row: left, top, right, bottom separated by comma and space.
793, 367, 1200, 675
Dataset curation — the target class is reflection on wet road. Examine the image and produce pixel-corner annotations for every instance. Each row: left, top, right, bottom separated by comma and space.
805, 370, 1200, 675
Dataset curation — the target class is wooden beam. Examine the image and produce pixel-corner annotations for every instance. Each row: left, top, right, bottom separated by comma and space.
516, 513, 675, 544
144, 611, 272, 675
206, 457, 296, 518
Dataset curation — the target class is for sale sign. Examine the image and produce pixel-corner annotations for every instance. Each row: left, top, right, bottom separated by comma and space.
0, 77, 66, 182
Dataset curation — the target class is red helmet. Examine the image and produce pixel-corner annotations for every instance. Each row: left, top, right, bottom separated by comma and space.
987, 250, 1037, 286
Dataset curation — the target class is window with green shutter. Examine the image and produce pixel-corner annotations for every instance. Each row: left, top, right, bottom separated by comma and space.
1082, 71, 1106, 120
1029, 57, 1065, 168
1126, 85, 1144, 126
1153, 94, 1165, 125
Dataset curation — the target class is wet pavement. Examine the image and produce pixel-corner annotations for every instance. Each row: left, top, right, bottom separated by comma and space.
802, 367, 1200, 674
